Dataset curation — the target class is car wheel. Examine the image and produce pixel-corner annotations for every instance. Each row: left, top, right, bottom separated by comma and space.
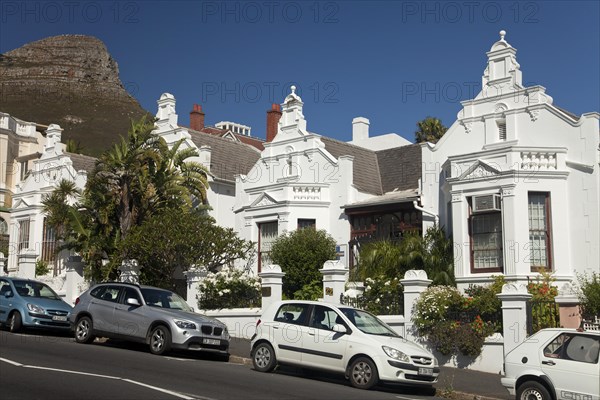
252, 342, 276, 372
149, 325, 171, 355
517, 381, 552, 400
349, 357, 379, 389
75, 316, 95, 344
8, 312, 22, 333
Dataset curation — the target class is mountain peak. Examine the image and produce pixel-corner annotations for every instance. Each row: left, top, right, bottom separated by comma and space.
0, 35, 147, 156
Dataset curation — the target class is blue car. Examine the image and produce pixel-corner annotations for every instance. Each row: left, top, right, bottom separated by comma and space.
0, 277, 72, 333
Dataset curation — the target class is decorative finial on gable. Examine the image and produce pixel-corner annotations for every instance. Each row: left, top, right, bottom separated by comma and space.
499, 30, 506, 41
291, 85, 297, 94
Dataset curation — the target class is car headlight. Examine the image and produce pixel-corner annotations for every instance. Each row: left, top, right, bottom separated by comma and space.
174, 320, 197, 330
434, 357, 439, 367
382, 346, 410, 362
27, 303, 45, 314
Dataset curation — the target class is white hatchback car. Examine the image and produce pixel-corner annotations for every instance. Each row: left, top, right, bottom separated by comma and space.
250, 300, 439, 390
501, 328, 600, 400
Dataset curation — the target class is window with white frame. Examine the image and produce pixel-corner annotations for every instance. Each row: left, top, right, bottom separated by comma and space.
470, 210, 503, 272
18, 219, 30, 252
258, 221, 278, 272
20, 161, 29, 181
297, 219, 316, 229
497, 120, 506, 141
41, 218, 57, 263
528, 192, 552, 271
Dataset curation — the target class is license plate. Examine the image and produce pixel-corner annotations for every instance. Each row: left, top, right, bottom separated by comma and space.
202, 338, 220, 345
418, 368, 433, 376
52, 316, 67, 321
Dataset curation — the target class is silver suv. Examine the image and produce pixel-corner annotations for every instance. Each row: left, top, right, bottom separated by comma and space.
69, 282, 230, 359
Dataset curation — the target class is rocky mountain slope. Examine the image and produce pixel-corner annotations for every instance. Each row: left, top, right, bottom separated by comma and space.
0, 35, 148, 156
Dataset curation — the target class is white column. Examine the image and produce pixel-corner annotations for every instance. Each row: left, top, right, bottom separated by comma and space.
497, 283, 532, 356
258, 264, 285, 312
400, 270, 432, 341
185, 267, 207, 309
65, 255, 85, 305
450, 190, 468, 279
320, 260, 348, 304
0, 252, 7, 276
18, 252, 37, 279
119, 259, 140, 284
501, 185, 518, 276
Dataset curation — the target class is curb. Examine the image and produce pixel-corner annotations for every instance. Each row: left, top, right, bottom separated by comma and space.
229, 355, 253, 366
227, 356, 507, 400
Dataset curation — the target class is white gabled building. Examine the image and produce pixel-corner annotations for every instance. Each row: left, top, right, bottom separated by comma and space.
420, 31, 599, 288
2, 31, 598, 298
234, 86, 423, 274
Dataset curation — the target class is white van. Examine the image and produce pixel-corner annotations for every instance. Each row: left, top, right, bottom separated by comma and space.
250, 300, 439, 390
501, 328, 600, 400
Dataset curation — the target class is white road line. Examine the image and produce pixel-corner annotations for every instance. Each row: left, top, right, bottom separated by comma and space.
0, 357, 208, 400
0, 357, 23, 366
395, 396, 421, 400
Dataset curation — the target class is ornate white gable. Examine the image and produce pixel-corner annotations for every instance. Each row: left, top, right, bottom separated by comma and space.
250, 192, 279, 208
458, 159, 502, 181
12, 197, 32, 210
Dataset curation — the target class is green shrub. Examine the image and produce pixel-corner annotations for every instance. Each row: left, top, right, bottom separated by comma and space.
197, 267, 261, 310
270, 228, 336, 298
35, 260, 50, 276
293, 280, 322, 301
577, 272, 600, 319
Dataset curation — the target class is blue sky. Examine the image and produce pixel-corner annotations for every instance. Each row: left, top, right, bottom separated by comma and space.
2, 1, 599, 143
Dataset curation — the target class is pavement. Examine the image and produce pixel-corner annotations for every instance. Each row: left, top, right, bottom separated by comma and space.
228, 337, 511, 400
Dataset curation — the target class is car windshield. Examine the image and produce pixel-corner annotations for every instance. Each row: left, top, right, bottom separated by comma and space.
140, 288, 192, 312
339, 307, 400, 337
13, 281, 61, 299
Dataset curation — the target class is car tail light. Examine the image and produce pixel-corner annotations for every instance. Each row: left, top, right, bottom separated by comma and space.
75, 297, 80, 305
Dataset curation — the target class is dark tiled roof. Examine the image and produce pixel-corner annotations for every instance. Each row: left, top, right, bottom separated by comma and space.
237, 135, 265, 151
195, 126, 265, 151
188, 128, 260, 181
376, 143, 422, 193
321, 137, 383, 195
67, 152, 97, 173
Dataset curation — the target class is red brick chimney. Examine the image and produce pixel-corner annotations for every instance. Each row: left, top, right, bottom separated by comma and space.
190, 104, 205, 131
266, 103, 282, 142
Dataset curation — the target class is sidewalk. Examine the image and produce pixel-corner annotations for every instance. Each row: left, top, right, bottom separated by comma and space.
228, 337, 511, 400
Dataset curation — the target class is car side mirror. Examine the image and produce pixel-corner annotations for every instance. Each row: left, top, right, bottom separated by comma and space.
126, 298, 141, 306
332, 324, 347, 334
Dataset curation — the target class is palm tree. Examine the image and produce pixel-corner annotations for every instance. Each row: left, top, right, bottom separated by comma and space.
65, 139, 84, 154
415, 117, 448, 144
42, 179, 81, 243
43, 116, 211, 281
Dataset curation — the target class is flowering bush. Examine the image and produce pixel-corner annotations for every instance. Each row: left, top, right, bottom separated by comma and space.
197, 267, 261, 310
413, 284, 498, 357
362, 276, 403, 315
527, 272, 559, 332
413, 285, 463, 334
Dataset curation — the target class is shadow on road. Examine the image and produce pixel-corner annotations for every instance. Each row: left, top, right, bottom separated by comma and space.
271, 365, 438, 397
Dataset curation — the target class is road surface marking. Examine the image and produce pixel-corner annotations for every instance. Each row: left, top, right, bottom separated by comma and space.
0, 357, 207, 400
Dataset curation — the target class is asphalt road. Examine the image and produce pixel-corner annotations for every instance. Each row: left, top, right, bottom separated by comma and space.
0, 330, 441, 400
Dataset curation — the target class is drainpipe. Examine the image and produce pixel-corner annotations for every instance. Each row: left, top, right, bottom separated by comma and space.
413, 200, 439, 226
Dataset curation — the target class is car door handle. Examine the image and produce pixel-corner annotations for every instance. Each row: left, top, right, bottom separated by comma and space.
542, 361, 555, 366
